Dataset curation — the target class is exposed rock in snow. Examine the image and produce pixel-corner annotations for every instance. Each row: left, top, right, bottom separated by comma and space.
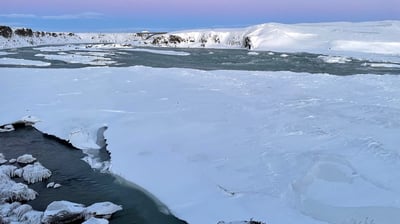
0, 201, 43, 224
0, 124, 14, 133
42, 201, 86, 224
16, 154, 37, 164
20, 115, 41, 126
0, 174, 37, 202
84, 202, 122, 219
0, 165, 17, 177
46, 182, 55, 188
82, 217, 109, 224
0, 201, 21, 216
20, 210, 43, 224
0, 153, 7, 165
12, 204, 33, 219
14, 168, 23, 177
8, 159, 16, 164
46, 182, 62, 189
20, 162, 52, 184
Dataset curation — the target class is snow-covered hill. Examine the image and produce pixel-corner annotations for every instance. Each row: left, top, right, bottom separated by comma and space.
2, 21, 400, 61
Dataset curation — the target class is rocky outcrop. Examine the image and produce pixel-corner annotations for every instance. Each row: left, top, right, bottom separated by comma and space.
14, 28, 33, 37
0, 26, 12, 38
152, 34, 185, 45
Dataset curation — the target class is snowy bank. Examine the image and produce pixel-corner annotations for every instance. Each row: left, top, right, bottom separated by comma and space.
1, 21, 400, 62
1, 66, 400, 224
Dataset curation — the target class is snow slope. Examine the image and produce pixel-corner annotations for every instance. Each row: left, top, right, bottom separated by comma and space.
1, 66, 400, 224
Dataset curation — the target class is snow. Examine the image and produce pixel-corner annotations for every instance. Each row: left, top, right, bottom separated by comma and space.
0, 124, 15, 133
35, 53, 116, 66
0, 51, 13, 56
84, 202, 122, 219
42, 201, 85, 224
166, 21, 400, 62
125, 48, 191, 56
1, 66, 400, 223
83, 217, 109, 224
16, 154, 37, 164
363, 62, 400, 68
0, 58, 51, 67
0, 165, 17, 177
8, 159, 16, 164
20, 162, 52, 184
247, 51, 259, 56
46, 182, 55, 188
0, 174, 37, 202
0, 153, 7, 165
318, 55, 351, 64
1, 21, 400, 62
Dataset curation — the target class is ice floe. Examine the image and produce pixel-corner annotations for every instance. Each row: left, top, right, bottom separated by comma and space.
0, 153, 7, 165
0, 58, 50, 67
83, 217, 109, 224
0, 124, 14, 133
318, 55, 352, 64
125, 48, 190, 56
0, 165, 17, 177
42, 201, 86, 224
84, 202, 122, 219
35, 53, 116, 66
0, 174, 37, 202
16, 154, 37, 164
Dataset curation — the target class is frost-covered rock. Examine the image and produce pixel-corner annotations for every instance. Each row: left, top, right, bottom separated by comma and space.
42, 201, 85, 224
84, 202, 122, 219
12, 204, 32, 219
16, 154, 37, 164
14, 168, 23, 177
0, 201, 21, 216
0, 153, 7, 164
0, 165, 17, 177
21, 162, 52, 184
0, 174, 37, 202
20, 115, 41, 126
46, 182, 55, 188
20, 210, 43, 224
0, 124, 14, 132
0, 202, 42, 224
46, 182, 61, 189
8, 158, 16, 164
83, 217, 109, 224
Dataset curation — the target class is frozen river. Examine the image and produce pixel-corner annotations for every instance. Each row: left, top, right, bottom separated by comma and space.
1, 44, 400, 75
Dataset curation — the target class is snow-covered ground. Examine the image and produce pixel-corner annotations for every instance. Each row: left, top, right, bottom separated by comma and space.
1, 21, 400, 62
1, 66, 400, 224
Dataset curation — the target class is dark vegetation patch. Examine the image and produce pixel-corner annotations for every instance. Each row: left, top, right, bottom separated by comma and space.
0, 26, 13, 38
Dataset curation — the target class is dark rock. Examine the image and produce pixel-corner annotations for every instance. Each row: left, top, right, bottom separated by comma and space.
243, 36, 252, 50
0, 26, 13, 38
168, 35, 184, 44
14, 28, 33, 37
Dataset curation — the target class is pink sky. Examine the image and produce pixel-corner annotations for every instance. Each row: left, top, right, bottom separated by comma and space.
1, 0, 399, 31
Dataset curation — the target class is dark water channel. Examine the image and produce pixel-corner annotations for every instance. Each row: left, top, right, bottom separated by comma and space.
0, 126, 187, 224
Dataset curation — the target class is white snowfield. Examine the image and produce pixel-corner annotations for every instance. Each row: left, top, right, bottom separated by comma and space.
1, 21, 400, 62
1, 66, 400, 224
